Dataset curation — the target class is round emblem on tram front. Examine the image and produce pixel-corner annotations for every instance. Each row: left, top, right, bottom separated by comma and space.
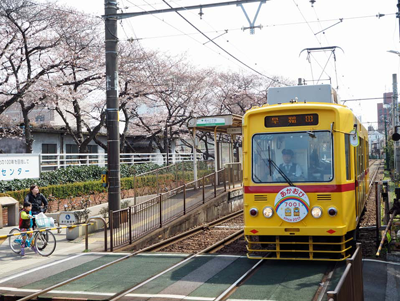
274, 187, 310, 223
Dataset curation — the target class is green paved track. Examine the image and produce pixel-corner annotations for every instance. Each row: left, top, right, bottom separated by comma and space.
52, 254, 185, 293
23, 255, 125, 290
229, 261, 329, 301
22, 254, 187, 294
133, 255, 214, 294
190, 257, 256, 297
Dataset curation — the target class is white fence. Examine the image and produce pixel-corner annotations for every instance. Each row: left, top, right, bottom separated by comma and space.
40, 152, 204, 172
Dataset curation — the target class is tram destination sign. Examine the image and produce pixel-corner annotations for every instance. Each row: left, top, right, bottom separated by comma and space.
265, 114, 318, 127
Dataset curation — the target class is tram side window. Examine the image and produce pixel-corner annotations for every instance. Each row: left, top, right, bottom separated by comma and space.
345, 134, 351, 180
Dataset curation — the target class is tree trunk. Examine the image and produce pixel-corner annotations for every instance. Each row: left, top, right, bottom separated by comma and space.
19, 100, 35, 153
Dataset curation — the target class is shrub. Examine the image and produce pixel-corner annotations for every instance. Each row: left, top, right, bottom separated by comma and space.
0, 162, 162, 193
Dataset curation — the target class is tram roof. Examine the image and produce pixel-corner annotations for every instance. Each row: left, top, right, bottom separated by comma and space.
187, 114, 242, 134
244, 102, 368, 139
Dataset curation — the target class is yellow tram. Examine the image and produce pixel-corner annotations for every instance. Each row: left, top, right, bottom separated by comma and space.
243, 84, 369, 261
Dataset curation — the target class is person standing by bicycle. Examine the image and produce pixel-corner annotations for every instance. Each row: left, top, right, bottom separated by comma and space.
19, 202, 33, 256
24, 185, 48, 229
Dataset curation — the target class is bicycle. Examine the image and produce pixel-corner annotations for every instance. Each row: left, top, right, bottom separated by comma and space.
9, 216, 57, 257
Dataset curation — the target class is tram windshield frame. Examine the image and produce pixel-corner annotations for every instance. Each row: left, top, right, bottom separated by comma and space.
251, 131, 334, 183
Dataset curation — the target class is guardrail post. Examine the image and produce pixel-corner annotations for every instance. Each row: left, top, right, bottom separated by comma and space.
214, 172, 217, 197
129, 206, 132, 244
85, 217, 108, 252
85, 223, 89, 251
159, 194, 162, 227
375, 181, 380, 248
156, 170, 159, 194
228, 164, 231, 189
183, 184, 186, 215
110, 210, 114, 252
134, 174, 137, 206
224, 168, 227, 192
203, 176, 205, 204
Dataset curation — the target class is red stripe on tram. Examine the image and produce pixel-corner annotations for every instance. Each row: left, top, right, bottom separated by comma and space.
244, 183, 355, 193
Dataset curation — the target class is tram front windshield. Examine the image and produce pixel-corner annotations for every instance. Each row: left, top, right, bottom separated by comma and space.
252, 131, 333, 183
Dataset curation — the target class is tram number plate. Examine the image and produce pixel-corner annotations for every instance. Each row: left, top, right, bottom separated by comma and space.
265, 114, 318, 127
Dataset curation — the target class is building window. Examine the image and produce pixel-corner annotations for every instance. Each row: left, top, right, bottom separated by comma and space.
88, 145, 98, 153
66, 144, 79, 154
42, 144, 57, 154
35, 115, 45, 123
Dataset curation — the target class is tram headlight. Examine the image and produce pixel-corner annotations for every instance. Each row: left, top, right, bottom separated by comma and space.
249, 208, 258, 217
328, 207, 338, 217
311, 206, 323, 218
263, 206, 274, 218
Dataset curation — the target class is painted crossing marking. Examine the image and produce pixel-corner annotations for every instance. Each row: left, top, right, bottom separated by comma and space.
0, 287, 215, 300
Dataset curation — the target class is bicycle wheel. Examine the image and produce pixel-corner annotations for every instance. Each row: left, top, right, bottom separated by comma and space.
9, 228, 23, 254
34, 230, 56, 256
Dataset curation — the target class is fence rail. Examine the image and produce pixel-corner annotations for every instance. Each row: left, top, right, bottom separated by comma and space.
40, 152, 204, 172
109, 163, 242, 251
327, 243, 364, 301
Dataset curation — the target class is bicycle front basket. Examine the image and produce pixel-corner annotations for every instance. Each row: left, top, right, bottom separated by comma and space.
35, 217, 55, 228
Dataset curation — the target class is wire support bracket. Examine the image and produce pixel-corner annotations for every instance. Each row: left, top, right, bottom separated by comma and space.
238, 1, 267, 34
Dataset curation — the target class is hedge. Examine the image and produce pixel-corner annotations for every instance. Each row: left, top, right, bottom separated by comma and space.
5, 169, 213, 203
0, 163, 161, 193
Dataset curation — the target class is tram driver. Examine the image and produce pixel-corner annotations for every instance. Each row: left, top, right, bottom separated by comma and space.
274, 149, 304, 181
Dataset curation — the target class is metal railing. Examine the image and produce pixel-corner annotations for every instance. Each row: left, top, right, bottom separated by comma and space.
327, 243, 364, 301
40, 152, 204, 172
109, 164, 242, 251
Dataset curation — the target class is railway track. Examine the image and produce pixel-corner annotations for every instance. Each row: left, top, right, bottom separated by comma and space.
14, 212, 244, 301
7, 162, 385, 300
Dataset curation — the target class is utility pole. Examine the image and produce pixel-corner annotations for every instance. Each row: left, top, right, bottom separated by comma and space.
101, 0, 268, 212
393, 74, 399, 174
104, 0, 120, 213
385, 116, 389, 170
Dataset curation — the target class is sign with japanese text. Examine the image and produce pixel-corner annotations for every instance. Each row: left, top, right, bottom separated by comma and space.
0, 154, 40, 181
59, 212, 77, 225
274, 187, 310, 223
196, 117, 226, 127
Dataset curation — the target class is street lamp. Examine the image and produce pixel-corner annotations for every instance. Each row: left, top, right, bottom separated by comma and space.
388, 50, 400, 56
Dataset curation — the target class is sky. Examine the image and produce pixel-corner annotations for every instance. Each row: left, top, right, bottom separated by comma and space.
52, 0, 400, 129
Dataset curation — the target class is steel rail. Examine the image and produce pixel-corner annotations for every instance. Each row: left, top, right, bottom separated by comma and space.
109, 215, 244, 300
142, 210, 243, 252
17, 210, 243, 300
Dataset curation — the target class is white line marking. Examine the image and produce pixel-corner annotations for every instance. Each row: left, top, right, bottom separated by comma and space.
0, 287, 215, 300
0, 253, 85, 284
0, 252, 123, 284
363, 259, 400, 266
227, 299, 276, 301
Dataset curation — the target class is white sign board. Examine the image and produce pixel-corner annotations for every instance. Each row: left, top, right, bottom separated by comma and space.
196, 117, 226, 127
59, 212, 77, 225
0, 154, 40, 181
227, 127, 242, 135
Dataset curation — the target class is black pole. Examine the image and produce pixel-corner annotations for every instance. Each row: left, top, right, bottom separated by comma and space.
385, 117, 389, 170
104, 1, 121, 213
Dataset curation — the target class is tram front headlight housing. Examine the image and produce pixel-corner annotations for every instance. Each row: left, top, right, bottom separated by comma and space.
249, 208, 258, 217
328, 207, 338, 217
311, 206, 323, 218
263, 206, 274, 218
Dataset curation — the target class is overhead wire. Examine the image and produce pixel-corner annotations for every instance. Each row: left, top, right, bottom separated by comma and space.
160, 0, 284, 84
123, 0, 260, 75
169, 0, 263, 73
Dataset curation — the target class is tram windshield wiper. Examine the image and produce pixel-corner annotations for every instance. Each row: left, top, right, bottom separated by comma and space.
267, 146, 296, 187
307, 131, 316, 138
